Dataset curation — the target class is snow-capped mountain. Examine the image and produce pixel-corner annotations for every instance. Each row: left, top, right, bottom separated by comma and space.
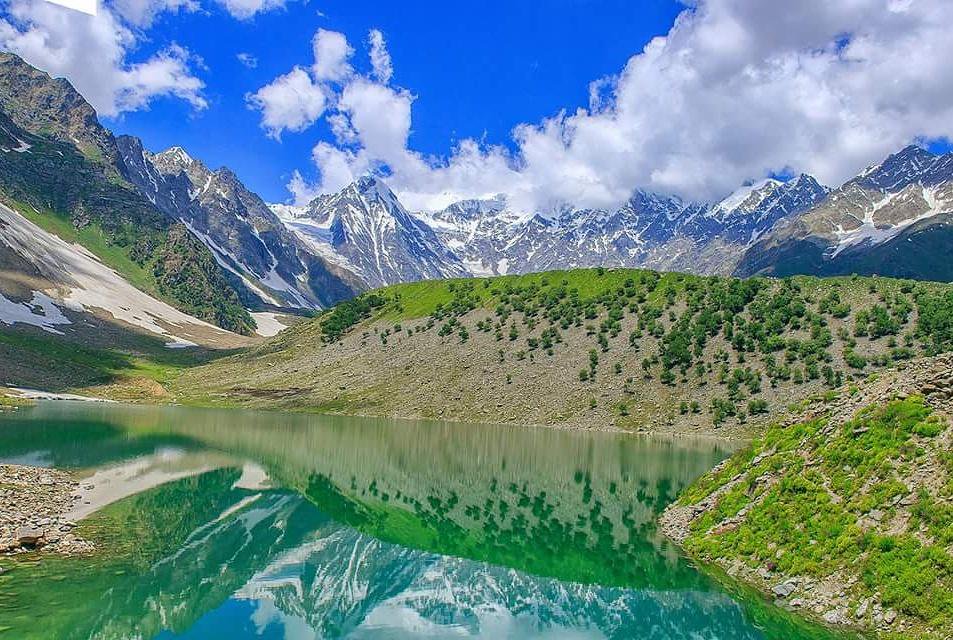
736, 145, 953, 280
274, 176, 468, 288
118, 136, 362, 309
273, 145, 953, 288
237, 523, 765, 640
275, 172, 829, 285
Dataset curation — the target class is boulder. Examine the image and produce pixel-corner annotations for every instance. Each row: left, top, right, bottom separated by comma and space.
772, 579, 797, 598
16, 526, 44, 546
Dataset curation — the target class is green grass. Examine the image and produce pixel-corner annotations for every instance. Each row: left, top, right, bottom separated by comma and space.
0, 391, 32, 409
0, 327, 234, 397
380, 268, 687, 320
680, 396, 953, 636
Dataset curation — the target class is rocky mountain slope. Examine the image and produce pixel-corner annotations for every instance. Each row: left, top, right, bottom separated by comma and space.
175, 267, 953, 438
660, 353, 953, 639
275, 176, 468, 288
117, 137, 362, 309
736, 145, 953, 280
0, 52, 254, 335
277, 173, 831, 286
274, 145, 951, 288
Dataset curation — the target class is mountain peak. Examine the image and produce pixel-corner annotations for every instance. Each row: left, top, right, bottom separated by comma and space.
893, 143, 935, 160
157, 145, 196, 167
714, 178, 782, 215
341, 175, 404, 212
857, 143, 940, 191
351, 174, 391, 196
0, 51, 116, 167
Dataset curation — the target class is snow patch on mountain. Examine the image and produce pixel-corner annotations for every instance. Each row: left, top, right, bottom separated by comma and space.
0, 290, 70, 333
0, 201, 226, 344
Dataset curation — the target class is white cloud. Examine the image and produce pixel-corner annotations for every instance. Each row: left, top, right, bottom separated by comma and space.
286, 169, 321, 205
214, 0, 287, 20
116, 43, 206, 112
246, 66, 326, 139
283, 0, 953, 214
0, 0, 206, 117
312, 28, 352, 81
247, 28, 354, 140
367, 28, 392, 83
338, 78, 413, 159
109, 0, 199, 27
236, 52, 258, 68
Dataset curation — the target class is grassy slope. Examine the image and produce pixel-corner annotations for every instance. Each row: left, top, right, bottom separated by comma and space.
668, 361, 953, 639
0, 389, 32, 409
0, 323, 239, 400
175, 267, 953, 435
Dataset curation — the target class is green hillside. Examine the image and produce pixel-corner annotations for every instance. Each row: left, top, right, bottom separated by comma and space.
663, 354, 953, 638
175, 267, 953, 436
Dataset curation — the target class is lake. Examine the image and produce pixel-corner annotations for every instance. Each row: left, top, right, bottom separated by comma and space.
0, 402, 856, 639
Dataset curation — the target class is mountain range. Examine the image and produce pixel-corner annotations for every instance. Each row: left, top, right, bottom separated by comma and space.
1, 50, 951, 344
272, 148, 951, 288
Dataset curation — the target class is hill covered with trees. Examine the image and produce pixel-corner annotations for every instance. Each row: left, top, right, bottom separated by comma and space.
176, 267, 953, 437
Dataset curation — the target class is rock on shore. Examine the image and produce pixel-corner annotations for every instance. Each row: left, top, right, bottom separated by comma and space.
0, 464, 93, 555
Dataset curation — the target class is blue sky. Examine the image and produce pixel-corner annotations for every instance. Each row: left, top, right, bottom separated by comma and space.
3, 0, 953, 212
106, 0, 681, 202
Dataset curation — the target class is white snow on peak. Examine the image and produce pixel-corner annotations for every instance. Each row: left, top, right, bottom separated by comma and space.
830, 184, 951, 257
714, 178, 782, 214
269, 203, 309, 222
160, 145, 194, 167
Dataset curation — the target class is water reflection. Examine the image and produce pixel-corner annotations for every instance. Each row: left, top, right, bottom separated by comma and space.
0, 403, 850, 639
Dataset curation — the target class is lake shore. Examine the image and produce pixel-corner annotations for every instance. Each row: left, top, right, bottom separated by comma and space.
0, 463, 93, 556
659, 354, 953, 640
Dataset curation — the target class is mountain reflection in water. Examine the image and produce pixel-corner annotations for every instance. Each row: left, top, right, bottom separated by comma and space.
0, 403, 852, 639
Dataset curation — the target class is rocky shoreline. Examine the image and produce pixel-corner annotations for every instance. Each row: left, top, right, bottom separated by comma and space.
659, 354, 953, 638
0, 464, 93, 555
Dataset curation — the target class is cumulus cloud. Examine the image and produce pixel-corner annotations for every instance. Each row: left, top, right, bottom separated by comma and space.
276, 0, 953, 214
247, 27, 355, 142
287, 169, 322, 205
246, 66, 327, 139
312, 28, 353, 81
0, 0, 206, 117
110, 0, 199, 27
214, 0, 288, 20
